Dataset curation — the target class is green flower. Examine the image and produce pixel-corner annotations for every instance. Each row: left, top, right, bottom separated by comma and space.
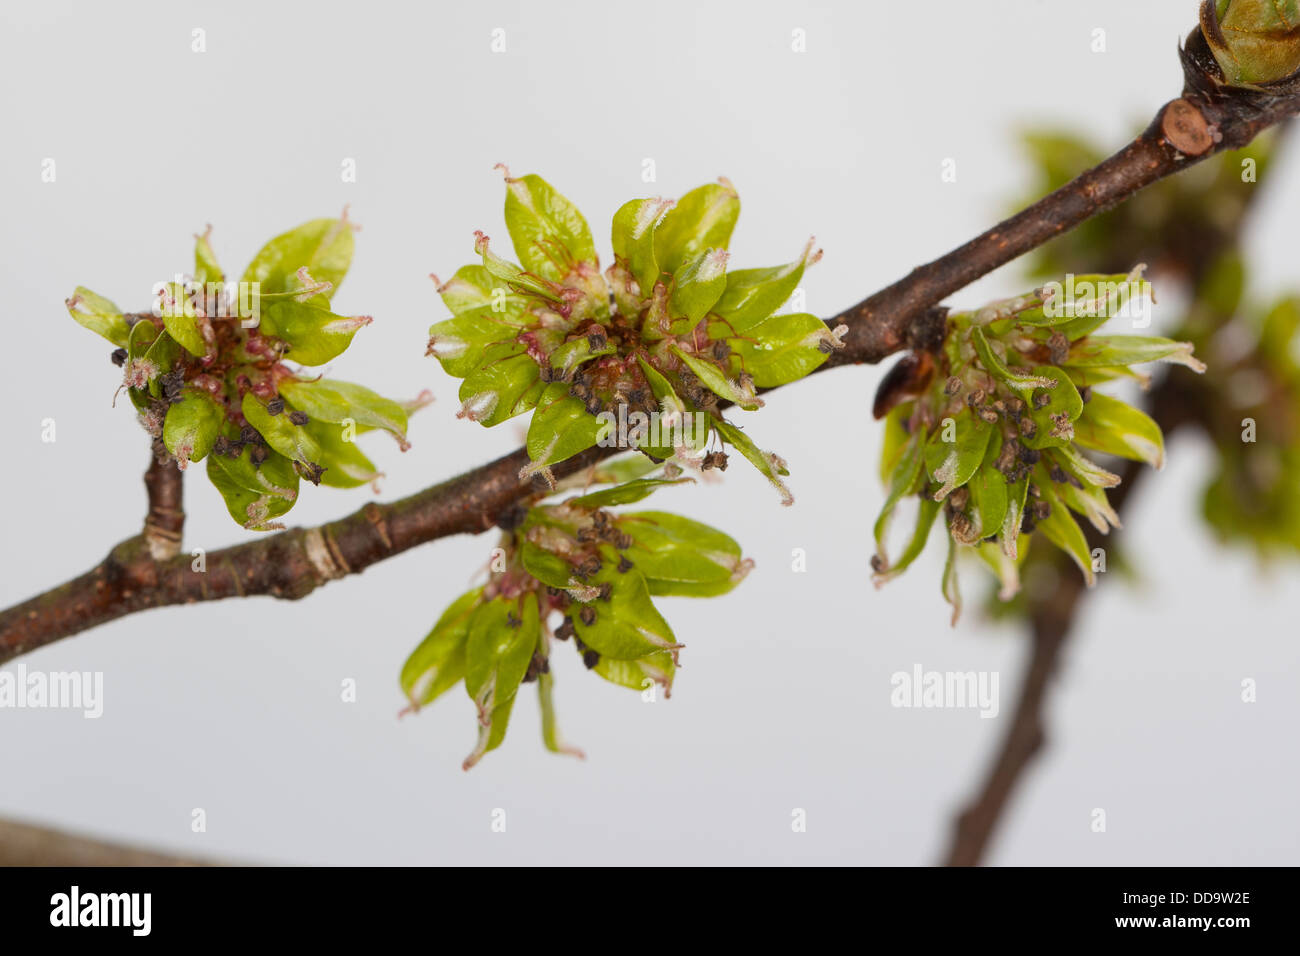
1198, 0, 1300, 89
871, 270, 1205, 623
400, 467, 751, 769
427, 168, 843, 504
67, 218, 428, 530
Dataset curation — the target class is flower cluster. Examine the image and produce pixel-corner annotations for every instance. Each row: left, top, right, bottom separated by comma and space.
426, 169, 845, 504
400, 462, 751, 769
871, 271, 1205, 622
67, 218, 425, 530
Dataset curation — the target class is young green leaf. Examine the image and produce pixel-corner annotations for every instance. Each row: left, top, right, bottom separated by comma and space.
672, 346, 762, 410
1073, 392, 1165, 469
279, 378, 409, 448
502, 172, 598, 283
611, 197, 673, 294
619, 511, 749, 597
66, 287, 130, 347
457, 351, 542, 426
1064, 335, 1205, 373
301, 418, 382, 489
1035, 475, 1096, 587
874, 427, 925, 559
162, 389, 226, 469
968, 452, 1009, 541
653, 181, 739, 276
567, 476, 694, 509
242, 217, 354, 297
714, 418, 792, 505
194, 227, 224, 285
669, 249, 729, 324
158, 283, 210, 358
401, 588, 481, 710
436, 264, 529, 319
241, 394, 324, 476
873, 495, 941, 585
592, 650, 676, 697
1020, 366, 1084, 451
260, 300, 371, 367
712, 242, 814, 332
474, 232, 564, 302
522, 396, 604, 481
970, 326, 1056, 391
538, 671, 584, 758
925, 408, 993, 500
206, 441, 300, 531
570, 567, 681, 661
463, 594, 541, 769
729, 312, 834, 387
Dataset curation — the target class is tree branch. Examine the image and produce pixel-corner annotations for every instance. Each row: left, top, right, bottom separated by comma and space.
825, 87, 1300, 368
3, 83, 1298, 668
0, 817, 214, 866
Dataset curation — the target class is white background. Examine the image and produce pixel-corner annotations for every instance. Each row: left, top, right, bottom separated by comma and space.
1, 0, 1297, 865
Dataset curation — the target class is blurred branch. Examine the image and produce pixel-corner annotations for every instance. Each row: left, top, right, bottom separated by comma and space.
4, 66, 1300, 675
0, 817, 214, 866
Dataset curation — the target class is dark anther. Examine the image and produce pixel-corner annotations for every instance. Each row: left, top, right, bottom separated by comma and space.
1047, 330, 1070, 365
579, 605, 597, 627
110, 348, 128, 367
554, 618, 575, 641
582, 649, 600, 669
266, 398, 286, 415
288, 410, 309, 426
